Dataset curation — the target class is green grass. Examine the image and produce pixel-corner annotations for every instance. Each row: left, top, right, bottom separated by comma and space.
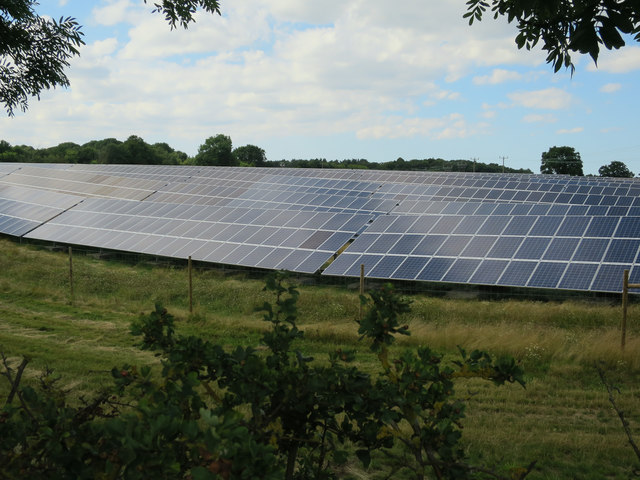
1, 238, 639, 478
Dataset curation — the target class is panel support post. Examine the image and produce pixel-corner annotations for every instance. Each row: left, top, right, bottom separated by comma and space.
359, 264, 365, 321
188, 256, 193, 314
622, 269, 629, 350
68, 246, 74, 305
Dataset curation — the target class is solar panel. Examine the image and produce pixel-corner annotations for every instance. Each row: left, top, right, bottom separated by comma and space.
0, 163, 633, 293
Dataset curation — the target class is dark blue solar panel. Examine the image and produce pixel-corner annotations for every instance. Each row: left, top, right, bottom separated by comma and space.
430, 217, 462, 234
487, 237, 524, 259
406, 216, 440, 234
573, 238, 610, 262
367, 234, 402, 253
355, 254, 384, 276
569, 194, 587, 205
529, 216, 562, 236
366, 215, 397, 233
280, 230, 313, 248
469, 259, 508, 284
417, 257, 456, 281
413, 235, 448, 255
237, 245, 274, 266
276, 250, 313, 271
609, 206, 629, 216
389, 235, 423, 255
342, 214, 374, 232
436, 236, 472, 256
443, 258, 481, 283
295, 251, 331, 273
529, 204, 551, 216
369, 256, 405, 278
543, 237, 580, 261
255, 248, 296, 269
322, 253, 360, 276
393, 257, 429, 279
587, 205, 609, 216
390, 216, 420, 232
318, 232, 353, 251
591, 264, 630, 292
548, 205, 570, 215
528, 262, 567, 288
347, 234, 379, 253
462, 236, 498, 257
453, 216, 487, 234
503, 216, 536, 235
477, 216, 510, 235
511, 204, 533, 215
299, 230, 333, 249
498, 261, 537, 286
514, 237, 551, 260
556, 217, 590, 237
585, 216, 619, 237
614, 217, 640, 238
604, 239, 640, 263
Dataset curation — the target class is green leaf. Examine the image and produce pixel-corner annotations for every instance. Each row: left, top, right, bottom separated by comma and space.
356, 449, 371, 468
190, 466, 214, 480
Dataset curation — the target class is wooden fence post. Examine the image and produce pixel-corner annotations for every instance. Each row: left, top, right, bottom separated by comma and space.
68, 246, 74, 305
359, 264, 365, 321
188, 256, 193, 314
621, 269, 640, 350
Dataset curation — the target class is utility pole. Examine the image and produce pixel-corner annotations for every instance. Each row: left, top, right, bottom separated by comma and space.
499, 155, 508, 173
471, 157, 478, 173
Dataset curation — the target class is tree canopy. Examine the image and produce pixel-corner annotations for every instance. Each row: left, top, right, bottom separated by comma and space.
465, 0, 640, 73
599, 160, 635, 178
540, 146, 584, 176
1, 0, 220, 116
233, 144, 267, 167
194, 134, 236, 166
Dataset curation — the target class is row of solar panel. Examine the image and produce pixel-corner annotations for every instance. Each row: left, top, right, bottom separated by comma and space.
26, 223, 335, 274
395, 199, 639, 217
5, 166, 640, 218
347, 233, 639, 263
73, 198, 374, 232
66, 164, 640, 192
364, 213, 640, 238
13, 163, 640, 199
322, 252, 637, 292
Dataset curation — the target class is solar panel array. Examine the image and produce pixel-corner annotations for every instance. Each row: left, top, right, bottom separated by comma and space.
0, 163, 639, 293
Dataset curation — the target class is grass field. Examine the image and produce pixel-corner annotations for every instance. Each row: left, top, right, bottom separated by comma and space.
0, 237, 639, 478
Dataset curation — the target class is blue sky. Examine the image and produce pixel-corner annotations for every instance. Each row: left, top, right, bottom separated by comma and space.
2, 0, 640, 175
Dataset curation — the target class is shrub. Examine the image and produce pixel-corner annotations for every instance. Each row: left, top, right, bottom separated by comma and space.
1, 272, 529, 479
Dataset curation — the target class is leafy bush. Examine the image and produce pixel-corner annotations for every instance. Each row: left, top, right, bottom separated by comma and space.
1, 272, 529, 479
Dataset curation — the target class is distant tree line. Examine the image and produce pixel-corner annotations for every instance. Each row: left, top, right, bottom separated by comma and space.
0, 135, 534, 173
1, 135, 636, 177
0, 136, 188, 165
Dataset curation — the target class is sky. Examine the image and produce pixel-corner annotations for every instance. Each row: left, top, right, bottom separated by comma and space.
2, 0, 640, 175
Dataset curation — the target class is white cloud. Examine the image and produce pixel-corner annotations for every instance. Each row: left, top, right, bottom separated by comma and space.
523, 114, 557, 123
589, 47, 640, 73
91, 0, 141, 26
473, 69, 523, 85
556, 127, 584, 134
507, 88, 572, 110
600, 83, 621, 93
356, 113, 486, 140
